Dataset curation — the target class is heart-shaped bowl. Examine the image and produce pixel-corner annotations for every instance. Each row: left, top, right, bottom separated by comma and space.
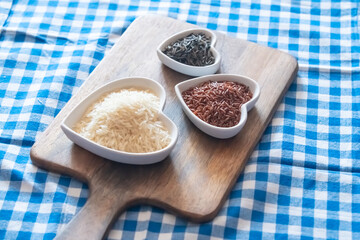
157, 28, 221, 77
61, 77, 178, 165
175, 74, 260, 139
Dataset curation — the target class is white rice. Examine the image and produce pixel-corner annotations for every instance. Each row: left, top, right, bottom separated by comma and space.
74, 88, 171, 153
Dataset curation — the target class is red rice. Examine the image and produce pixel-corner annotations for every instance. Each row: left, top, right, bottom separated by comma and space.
182, 81, 253, 127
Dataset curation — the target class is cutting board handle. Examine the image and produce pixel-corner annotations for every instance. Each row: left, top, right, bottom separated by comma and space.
54, 188, 133, 240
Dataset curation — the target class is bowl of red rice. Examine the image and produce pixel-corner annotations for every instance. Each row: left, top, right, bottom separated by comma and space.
174, 74, 260, 139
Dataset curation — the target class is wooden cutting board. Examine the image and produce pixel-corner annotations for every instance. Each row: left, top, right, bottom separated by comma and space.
30, 15, 298, 240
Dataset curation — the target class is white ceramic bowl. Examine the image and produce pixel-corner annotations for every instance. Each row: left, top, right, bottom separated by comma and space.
61, 77, 178, 165
175, 74, 260, 139
157, 28, 221, 77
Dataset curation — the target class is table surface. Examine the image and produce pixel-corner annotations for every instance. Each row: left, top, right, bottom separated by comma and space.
0, 0, 359, 239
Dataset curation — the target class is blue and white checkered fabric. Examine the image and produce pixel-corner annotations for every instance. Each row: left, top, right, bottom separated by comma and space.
1, 0, 359, 239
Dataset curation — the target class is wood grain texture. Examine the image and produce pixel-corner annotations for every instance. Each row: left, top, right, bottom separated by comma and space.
30, 15, 298, 239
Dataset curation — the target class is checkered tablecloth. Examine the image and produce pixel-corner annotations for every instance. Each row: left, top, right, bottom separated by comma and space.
1, 0, 359, 239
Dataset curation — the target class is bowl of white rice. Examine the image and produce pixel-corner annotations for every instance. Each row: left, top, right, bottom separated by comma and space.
61, 77, 178, 165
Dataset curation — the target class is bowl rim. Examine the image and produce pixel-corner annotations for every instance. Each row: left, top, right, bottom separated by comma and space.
61, 77, 178, 163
